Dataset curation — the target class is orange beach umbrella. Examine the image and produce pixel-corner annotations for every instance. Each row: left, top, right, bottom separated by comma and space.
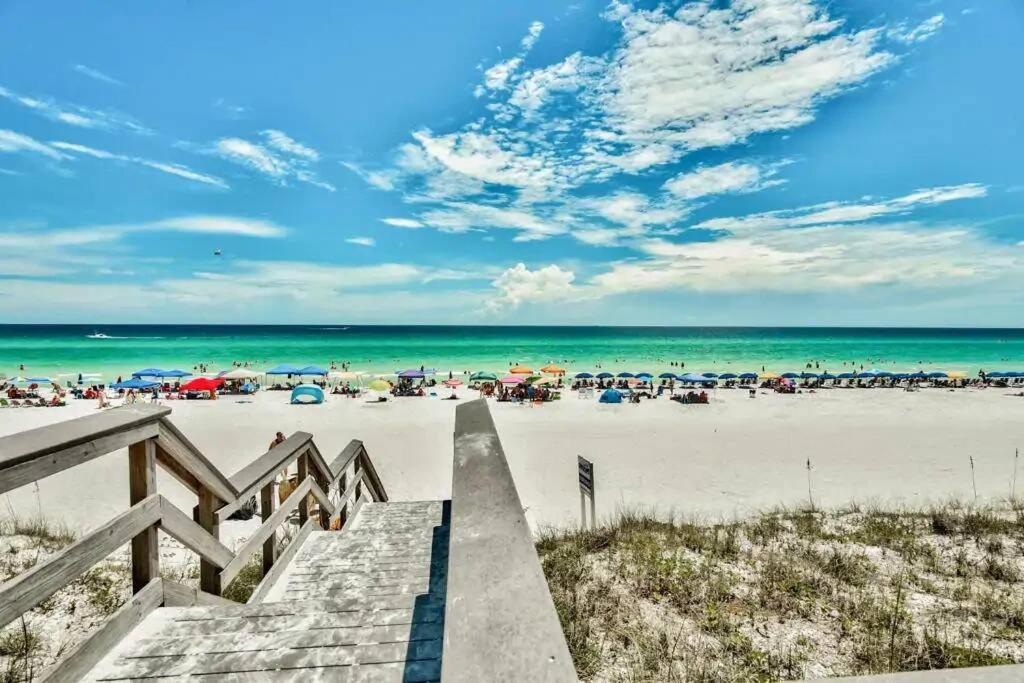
509, 365, 533, 374
540, 364, 566, 375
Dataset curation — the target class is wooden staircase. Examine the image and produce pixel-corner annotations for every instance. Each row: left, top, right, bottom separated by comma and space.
87, 501, 450, 681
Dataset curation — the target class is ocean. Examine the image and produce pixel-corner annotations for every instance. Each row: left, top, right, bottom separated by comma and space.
2, 325, 1023, 380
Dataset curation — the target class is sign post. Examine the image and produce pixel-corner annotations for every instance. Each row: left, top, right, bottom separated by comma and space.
577, 456, 595, 530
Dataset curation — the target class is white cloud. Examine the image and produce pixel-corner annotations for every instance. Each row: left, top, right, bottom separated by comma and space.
889, 14, 945, 44
489, 262, 576, 309
50, 141, 228, 188
663, 161, 784, 200
412, 129, 562, 191
345, 236, 376, 247
213, 130, 333, 191
507, 52, 600, 114
521, 21, 545, 51
483, 58, 522, 91
72, 64, 124, 86
698, 183, 988, 234
341, 161, 397, 191
0, 85, 148, 133
0, 129, 68, 160
419, 202, 565, 241
381, 217, 425, 229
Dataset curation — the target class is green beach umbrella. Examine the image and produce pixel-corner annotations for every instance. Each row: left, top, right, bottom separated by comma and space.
470, 371, 498, 382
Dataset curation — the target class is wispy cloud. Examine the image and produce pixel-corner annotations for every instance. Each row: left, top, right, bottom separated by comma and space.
889, 14, 945, 44
0, 129, 69, 160
381, 217, 425, 229
212, 129, 334, 191
345, 236, 376, 247
663, 161, 787, 200
49, 141, 228, 188
0, 85, 149, 133
475, 20, 545, 97
72, 64, 124, 86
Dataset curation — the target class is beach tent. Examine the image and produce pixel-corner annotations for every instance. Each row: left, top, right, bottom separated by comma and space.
575, 372, 595, 379
297, 365, 327, 376
598, 388, 623, 404
131, 368, 165, 378
397, 369, 425, 379
222, 368, 262, 380
596, 372, 614, 379
112, 378, 159, 390
181, 377, 224, 392
290, 384, 324, 405
719, 373, 738, 380
509, 365, 533, 375
266, 364, 302, 376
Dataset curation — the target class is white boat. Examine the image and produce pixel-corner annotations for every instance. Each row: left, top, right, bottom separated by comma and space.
86, 332, 112, 339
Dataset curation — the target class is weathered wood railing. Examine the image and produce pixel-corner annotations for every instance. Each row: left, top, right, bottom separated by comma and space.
443, 399, 576, 682
0, 404, 386, 680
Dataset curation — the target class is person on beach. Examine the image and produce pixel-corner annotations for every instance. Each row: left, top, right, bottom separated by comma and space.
269, 431, 286, 451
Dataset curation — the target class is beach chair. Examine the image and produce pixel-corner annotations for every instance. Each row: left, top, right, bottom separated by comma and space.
0, 398, 7, 407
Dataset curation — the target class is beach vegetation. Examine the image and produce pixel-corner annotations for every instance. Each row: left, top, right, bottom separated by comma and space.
538, 500, 1024, 681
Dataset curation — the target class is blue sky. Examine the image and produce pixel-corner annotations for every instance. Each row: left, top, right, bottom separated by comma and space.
1, 0, 1022, 325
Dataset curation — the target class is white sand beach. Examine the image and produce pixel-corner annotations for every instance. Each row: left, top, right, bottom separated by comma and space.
2, 387, 1022, 541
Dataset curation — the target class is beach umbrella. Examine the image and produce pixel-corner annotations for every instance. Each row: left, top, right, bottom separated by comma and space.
596, 372, 614, 379
616, 371, 634, 378
223, 368, 262, 380
702, 372, 718, 378
112, 378, 159, 390
892, 373, 909, 380
397, 369, 425, 379
509, 365, 533, 375
327, 370, 361, 381
533, 377, 557, 386
158, 369, 192, 378
575, 372, 595, 379
679, 373, 714, 383
443, 379, 462, 388
368, 379, 391, 391
928, 371, 948, 379
739, 372, 758, 380
819, 372, 836, 380
131, 368, 165, 378
781, 372, 800, 379
837, 372, 855, 379
500, 375, 525, 384
658, 372, 677, 379
987, 371, 1005, 378
874, 371, 894, 378
524, 375, 543, 384
761, 372, 780, 380
800, 372, 818, 379
469, 371, 498, 382
540, 364, 566, 375
635, 372, 653, 379
910, 371, 929, 379
266, 364, 302, 375
719, 372, 738, 380
855, 370, 877, 378
26, 376, 51, 383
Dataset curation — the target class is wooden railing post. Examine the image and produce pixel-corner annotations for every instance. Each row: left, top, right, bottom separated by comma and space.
260, 481, 276, 575
337, 470, 349, 528
354, 453, 364, 502
297, 451, 309, 527
314, 469, 330, 529
198, 487, 221, 595
128, 438, 159, 594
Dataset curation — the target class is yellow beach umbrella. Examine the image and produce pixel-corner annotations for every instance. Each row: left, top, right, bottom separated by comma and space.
760, 372, 780, 380
368, 379, 391, 391
509, 365, 533, 374
947, 371, 967, 379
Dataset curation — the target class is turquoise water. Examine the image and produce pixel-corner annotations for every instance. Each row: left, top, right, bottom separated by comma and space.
1, 325, 1023, 379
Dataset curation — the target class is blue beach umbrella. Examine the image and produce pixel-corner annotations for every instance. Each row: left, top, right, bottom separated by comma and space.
874, 371, 894, 378
800, 372, 818, 379
928, 371, 948, 379
575, 372, 594, 379
892, 373, 910, 380
616, 371, 634, 378
658, 372, 677, 379
819, 372, 836, 380
910, 371, 929, 379
635, 372, 653, 379
855, 370, 878, 378
112, 378, 159, 390
837, 372, 855, 379
781, 372, 800, 379
596, 372, 614, 379
987, 371, 1005, 378
739, 372, 758, 380
702, 372, 719, 378
26, 376, 51, 383
679, 373, 715, 383
719, 372, 738, 380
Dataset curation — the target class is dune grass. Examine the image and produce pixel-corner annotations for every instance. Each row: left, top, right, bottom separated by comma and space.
537, 501, 1024, 681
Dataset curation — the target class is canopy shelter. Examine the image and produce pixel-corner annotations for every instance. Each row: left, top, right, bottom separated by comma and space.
112, 378, 159, 390
599, 388, 623, 404
158, 369, 192, 378
131, 368, 166, 378
266, 364, 303, 376
760, 372, 780, 380
397, 369, 425, 379
297, 365, 327, 376
290, 384, 324, 405
508, 365, 533, 375
540, 364, 566, 375
221, 368, 262, 380
679, 373, 716, 384
500, 376, 525, 385
181, 377, 224, 392
928, 371, 948, 379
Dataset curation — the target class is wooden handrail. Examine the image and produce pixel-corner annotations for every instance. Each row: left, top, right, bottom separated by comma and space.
0, 495, 162, 629
157, 497, 234, 569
